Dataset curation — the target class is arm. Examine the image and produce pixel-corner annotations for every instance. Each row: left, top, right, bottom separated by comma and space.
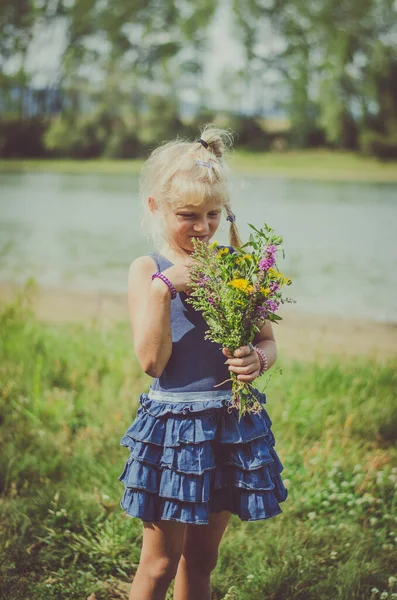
253, 319, 277, 370
223, 320, 277, 382
128, 256, 172, 378
128, 256, 191, 377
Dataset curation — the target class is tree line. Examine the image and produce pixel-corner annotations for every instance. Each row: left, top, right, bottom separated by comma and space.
0, 0, 396, 159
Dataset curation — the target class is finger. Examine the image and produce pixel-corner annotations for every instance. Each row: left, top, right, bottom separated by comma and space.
236, 372, 260, 382
228, 364, 257, 375
234, 345, 253, 357
222, 348, 232, 358
227, 356, 257, 368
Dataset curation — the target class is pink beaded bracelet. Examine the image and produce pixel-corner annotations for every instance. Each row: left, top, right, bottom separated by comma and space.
151, 272, 177, 299
255, 346, 268, 376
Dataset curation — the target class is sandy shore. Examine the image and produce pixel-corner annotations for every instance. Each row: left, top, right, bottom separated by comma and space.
1, 281, 396, 362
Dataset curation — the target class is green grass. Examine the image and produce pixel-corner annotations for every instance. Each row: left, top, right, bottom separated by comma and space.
1, 150, 397, 183
1, 283, 397, 599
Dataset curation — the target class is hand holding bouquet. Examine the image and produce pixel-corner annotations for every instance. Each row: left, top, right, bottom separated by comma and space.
187, 223, 295, 417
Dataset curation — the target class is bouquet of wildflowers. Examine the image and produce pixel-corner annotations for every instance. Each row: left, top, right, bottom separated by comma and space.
187, 223, 294, 417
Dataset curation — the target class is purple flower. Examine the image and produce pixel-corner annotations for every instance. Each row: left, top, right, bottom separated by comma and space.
259, 256, 275, 271
265, 244, 277, 255
198, 275, 210, 287
259, 244, 278, 271
264, 299, 280, 312
269, 282, 280, 293
208, 297, 216, 305
256, 306, 269, 320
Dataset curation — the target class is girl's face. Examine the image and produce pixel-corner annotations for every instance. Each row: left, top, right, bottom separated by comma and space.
164, 198, 223, 253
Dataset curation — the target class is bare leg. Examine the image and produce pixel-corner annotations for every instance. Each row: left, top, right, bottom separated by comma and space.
173, 511, 231, 600
129, 520, 186, 600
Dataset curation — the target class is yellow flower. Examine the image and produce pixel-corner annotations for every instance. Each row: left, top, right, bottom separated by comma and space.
268, 267, 280, 280
216, 247, 229, 258
228, 278, 249, 290
266, 268, 291, 285
260, 287, 271, 297
280, 276, 292, 286
228, 278, 253, 294
236, 254, 252, 264
209, 240, 219, 249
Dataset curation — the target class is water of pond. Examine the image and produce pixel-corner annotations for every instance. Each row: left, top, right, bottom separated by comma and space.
0, 171, 396, 322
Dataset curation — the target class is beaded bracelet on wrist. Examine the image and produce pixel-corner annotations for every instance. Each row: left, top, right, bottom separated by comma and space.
255, 346, 268, 376
151, 272, 177, 299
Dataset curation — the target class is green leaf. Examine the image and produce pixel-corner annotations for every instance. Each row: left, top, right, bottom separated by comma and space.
268, 313, 282, 322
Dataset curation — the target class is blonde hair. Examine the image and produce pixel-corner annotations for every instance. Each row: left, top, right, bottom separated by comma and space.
140, 123, 242, 248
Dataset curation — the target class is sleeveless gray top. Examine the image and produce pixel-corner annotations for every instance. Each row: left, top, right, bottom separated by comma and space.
149, 251, 232, 393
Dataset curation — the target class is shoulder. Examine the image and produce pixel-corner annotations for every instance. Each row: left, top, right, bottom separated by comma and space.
128, 255, 157, 285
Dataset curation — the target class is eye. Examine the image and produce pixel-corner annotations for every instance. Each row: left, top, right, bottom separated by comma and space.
177, 213, 195, 218
208, 211, 220, 217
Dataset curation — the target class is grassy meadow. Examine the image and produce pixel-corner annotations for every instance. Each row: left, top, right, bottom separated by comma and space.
1, 284, 397, 600
1, 151, 397, 183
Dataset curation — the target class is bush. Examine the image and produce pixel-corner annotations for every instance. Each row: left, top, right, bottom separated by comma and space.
137, 96, 187, 152
44, 112, 113, 158
339, 112, 358, 150
44, 97, 188, 159
0, 116, 51, 158
360, 127, 397, 160
220, 115, 270, 151
103, 121, 142, 158
304, 126, 327, 148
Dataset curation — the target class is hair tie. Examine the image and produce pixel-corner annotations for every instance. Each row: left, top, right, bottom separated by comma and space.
198, 138, 208, 149
226, 213, 236, 223
196, 159, 213, 169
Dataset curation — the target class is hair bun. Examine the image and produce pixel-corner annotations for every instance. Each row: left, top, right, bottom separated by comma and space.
198, 124, 234, 160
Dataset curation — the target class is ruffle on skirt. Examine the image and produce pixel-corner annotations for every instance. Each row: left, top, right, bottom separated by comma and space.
118, 389, 288, 525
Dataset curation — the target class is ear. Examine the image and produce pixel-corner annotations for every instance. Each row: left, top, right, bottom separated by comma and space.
148, 197, 158, 213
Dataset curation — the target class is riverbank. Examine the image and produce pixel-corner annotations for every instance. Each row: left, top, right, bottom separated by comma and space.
1, 281, 396, 362
1, 150, 397, 183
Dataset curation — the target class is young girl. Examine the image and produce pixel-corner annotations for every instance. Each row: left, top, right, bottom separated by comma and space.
118, 125, 288, 600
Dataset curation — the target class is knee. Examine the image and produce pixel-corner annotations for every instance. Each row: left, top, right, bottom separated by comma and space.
141, 555, 180, 584
181, 549, 219, 576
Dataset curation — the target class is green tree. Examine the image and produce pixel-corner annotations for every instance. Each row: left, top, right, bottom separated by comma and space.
49, 0, 219, 152
0, 0, 42, 114
58, 0, 217, 113
232, 0, 397, 150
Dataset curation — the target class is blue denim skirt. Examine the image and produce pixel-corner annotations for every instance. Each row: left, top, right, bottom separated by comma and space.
118, 388, 288, 525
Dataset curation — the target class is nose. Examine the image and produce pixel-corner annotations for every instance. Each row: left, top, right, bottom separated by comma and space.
193, 218, 209, 234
